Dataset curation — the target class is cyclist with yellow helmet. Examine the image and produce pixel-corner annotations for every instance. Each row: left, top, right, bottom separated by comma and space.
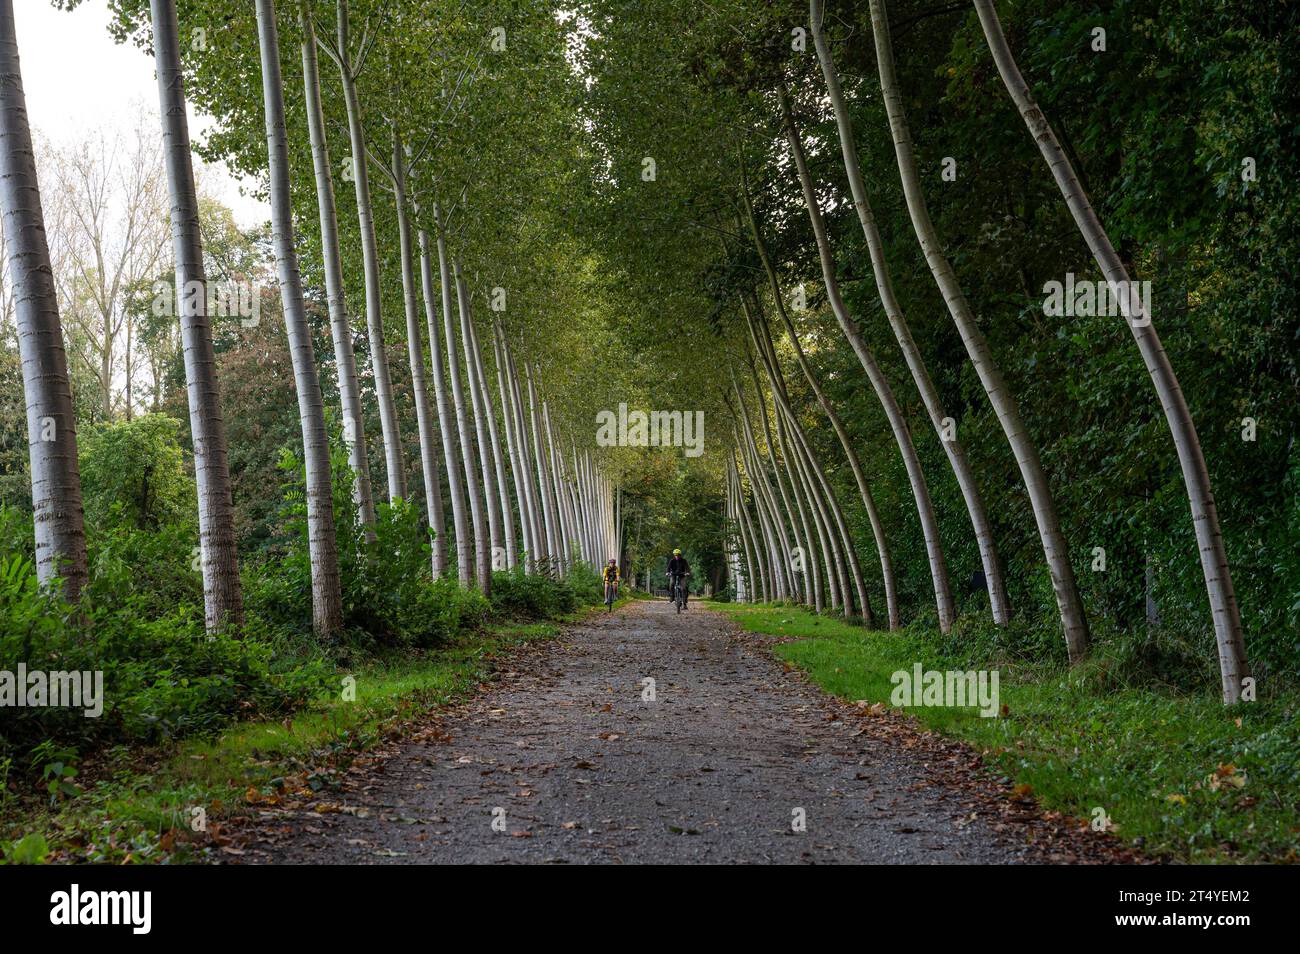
667, 548, 690, 608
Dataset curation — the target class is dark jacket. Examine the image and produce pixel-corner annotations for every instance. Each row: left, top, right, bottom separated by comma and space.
667, 555, 689, 577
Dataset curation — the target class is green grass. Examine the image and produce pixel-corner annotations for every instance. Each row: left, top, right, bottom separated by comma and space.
708, 601, 1299, 864
1, 618, 566, 864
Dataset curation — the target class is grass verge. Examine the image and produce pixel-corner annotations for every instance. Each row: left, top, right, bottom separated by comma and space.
707, 601, 1299, 864
1, 614, 582, 864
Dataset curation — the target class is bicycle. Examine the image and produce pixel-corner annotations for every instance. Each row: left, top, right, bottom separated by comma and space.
672, 572, 690, 613
604, 580, 618, 611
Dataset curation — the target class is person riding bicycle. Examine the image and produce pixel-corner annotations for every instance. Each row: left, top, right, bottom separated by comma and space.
602, 559, 620, 608
667, 549, 690, 606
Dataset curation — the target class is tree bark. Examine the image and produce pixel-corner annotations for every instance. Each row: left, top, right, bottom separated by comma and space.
298, 0, 376, 541
151, 0, 243, 629
423, 210, 470, 583
746, 297, 862, 616
493, 318, 537, 571
332, 0, 404, 502
0, 0, 88, 600
391, 136, 447, 575
745, 350, 811, 606
773, 397, 826, 612
467, 310, 516, 569
739, 457, 771, 601
742, 194, 899, 626
450, 261, 490, 592
734, 378, 794, 599
456, 276, 503, 574
255, 0, 342, 636
503, 327, 547, 568
733, 436, 774, 601
525, 361, 560, 574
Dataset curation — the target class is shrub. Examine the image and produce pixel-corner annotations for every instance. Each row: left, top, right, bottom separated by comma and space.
79, 415, 195, 533
490, 570, 571, 619
246, 445, 492, 651
0, 555, 329, 767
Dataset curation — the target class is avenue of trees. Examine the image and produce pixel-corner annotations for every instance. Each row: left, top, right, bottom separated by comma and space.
570, 0, 1294, 706
0, 0, 1295, 786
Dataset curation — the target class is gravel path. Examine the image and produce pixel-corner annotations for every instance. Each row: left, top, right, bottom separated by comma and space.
236, 599, 1129, 864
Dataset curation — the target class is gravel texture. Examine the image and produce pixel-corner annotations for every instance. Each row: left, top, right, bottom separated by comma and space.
233, 598, 1133, 864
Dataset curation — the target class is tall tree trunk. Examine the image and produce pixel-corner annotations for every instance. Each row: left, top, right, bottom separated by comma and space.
782, 404, 837, 609
971, 0, 1247, 698
467, 311, 516, 569
758, 303, 876, 625
810, 0, 1009, 625
779, 84, 955, 633
151, 0, 243, 629
525, 362, 560, 574
332, 0, 404, 502
746, 297, 863, 617
738, 467, 759, 602
503, 328, 547, 568
573, 442, 593, 564
744, 298, 862, 618
448, 258, 489, 591
733, 434, 776, 601
734, 407, 789, 601
736, 455, 770, 602
745, 351, 810, 606
422, 210, 470, 583
255, 0, 342, 636
728, 460, 754, 601
742, 195, 899, 626
734, 381, 793, 599
493, 318, 536, 571
773, 401, 825, 612
455, 270, 503, 578
541, 400, 573, 567
0, 0, 88, 600
868, 0, 1088, 659
391, 135, 447, 575
298, 0, 376, 541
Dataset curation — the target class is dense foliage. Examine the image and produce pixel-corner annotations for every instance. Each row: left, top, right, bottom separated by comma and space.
570, 0, 1299, 687
1, 0, 1294, 827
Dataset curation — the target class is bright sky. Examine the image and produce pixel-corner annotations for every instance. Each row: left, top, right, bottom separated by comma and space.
15, 0, 270, 230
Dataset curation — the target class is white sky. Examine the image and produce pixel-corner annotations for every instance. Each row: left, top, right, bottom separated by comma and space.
15, 0, 270, 230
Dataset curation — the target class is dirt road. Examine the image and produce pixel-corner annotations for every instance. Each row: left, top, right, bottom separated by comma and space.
235, 599, 1127, 864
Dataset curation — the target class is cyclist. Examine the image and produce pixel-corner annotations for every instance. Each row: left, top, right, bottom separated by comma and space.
602, 559, 619, 609
667, 549, 690, 607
